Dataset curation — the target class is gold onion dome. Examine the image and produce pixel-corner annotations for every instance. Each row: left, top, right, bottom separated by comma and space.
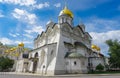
10, 48, 14, 51
18, 42, 24, 47
5, 50, 9, 53
96, 47, 100, 51
91, 44, 101, 51
91, 44, 96, 49
59, 6, 73, 18
12, 47, 17, 50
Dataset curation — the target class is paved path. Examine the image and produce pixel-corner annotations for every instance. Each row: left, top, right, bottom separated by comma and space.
0, 72, 120, 78
0, 74, 120, 78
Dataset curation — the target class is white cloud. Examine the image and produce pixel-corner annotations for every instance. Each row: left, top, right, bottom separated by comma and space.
23, 34, 33, 39
33, 2, 50, 9
90, 30, 120, 44
14, 40, 32, 44
85, 17, 120, 32
25, 25, 44, 34
0, 37, 32, 46
0, 13, 4, 17
90, 30, 120, 55
12, 8, 44, 34
9, 33, 20, 37
12, 8, 37, 24
0, 0, 36, 6
54, 3, 61, 8
12, 8, 44, 38
0, 37, 13, 45
0, 10, 4, 17
0, 0, 50, 9
84, 17, 120, 56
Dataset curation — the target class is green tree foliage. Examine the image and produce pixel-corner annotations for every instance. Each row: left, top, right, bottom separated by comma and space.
106, 39, 120, 68
0, 42, 3, 46
96, 63, 104, 71
0, 56, 14, 71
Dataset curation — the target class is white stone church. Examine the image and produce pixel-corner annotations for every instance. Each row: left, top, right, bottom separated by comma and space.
15, 6, 105, 75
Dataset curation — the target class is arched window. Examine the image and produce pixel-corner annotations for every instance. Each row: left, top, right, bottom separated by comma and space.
51, 50, 54, 55
40, 50, 45, 64
74, 61, 77, 65
34, 52, 38, 58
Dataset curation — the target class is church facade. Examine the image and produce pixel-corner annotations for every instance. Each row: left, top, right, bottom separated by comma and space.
15, 6, 105, 75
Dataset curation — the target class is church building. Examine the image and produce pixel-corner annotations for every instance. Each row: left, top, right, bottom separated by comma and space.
15, 6, 105, 75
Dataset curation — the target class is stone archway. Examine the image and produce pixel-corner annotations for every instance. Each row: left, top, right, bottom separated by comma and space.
32, 52, 39, 73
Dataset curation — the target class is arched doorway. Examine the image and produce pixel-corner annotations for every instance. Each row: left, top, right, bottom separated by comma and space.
32, 52, 39, 73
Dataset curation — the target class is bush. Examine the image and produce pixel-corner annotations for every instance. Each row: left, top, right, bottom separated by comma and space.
0, 56, 14, 71
96, 63, 104, 71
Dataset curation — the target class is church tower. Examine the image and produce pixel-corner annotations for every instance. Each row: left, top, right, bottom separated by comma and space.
58, 6, 73, 26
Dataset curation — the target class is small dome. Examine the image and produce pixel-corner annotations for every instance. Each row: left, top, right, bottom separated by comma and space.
96, 47, 101, 51
59, 6, 73, 18
91, 44, 96, 49
13, 47, 17, 50
18, 42, 24, 47
5, 50, 9, 53
91, 44, 101, 51
10, 48, 14, 51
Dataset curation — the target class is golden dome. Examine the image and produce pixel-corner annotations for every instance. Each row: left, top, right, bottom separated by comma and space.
12, 47, 17, 51
96, 47, 101, 51
5, 50, 9, 53
59, 6, 73, 18
10, 48, 14, 51
18, 42, 24, 47
91, 44, 101, 51
91, 44, 97, 49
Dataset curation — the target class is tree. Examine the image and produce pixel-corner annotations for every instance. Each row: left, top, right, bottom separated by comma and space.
0, 42, 3, 46
0, 56, 14, 71
96, 63, 104, 71
106, 39, 120, 68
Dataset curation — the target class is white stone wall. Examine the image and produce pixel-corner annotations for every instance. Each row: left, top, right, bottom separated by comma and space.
76, 46, 87, 56
16, 60, 24, 72
91, 57, 105, 70
65, 58, 88, 73
16, 59, 29, 72
34, 25, 59, 49
54, 23, 90, 74
28, 43, 57, 75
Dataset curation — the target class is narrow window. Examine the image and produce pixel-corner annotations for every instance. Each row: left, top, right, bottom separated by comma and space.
74, 61, 77, 65
51, 50, 53, 55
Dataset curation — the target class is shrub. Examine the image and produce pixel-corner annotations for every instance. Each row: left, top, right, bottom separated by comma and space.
96, 63, 104, 71
0, 56, 14, 71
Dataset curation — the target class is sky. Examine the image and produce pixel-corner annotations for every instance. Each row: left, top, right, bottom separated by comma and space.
0, 0, 120, 56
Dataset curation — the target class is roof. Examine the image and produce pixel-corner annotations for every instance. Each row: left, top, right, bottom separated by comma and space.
65, 52, 85, 58
74, 41, 87, 48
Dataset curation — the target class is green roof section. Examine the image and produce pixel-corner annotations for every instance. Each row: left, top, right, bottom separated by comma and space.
65, 52, 85, 58
74, 42, 87, 48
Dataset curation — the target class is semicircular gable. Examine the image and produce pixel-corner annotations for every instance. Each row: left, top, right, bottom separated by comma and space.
52, 25, 59, 35
62, 23, 72, 32
41, 32, 46, 39
46, 27, 52, 35
73, 27, 84, 37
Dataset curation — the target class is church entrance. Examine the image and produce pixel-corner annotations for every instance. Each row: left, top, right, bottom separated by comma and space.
32, 52, 38, 73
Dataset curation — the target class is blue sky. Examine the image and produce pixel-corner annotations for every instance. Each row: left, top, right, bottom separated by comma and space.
0, 0, 120, 56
